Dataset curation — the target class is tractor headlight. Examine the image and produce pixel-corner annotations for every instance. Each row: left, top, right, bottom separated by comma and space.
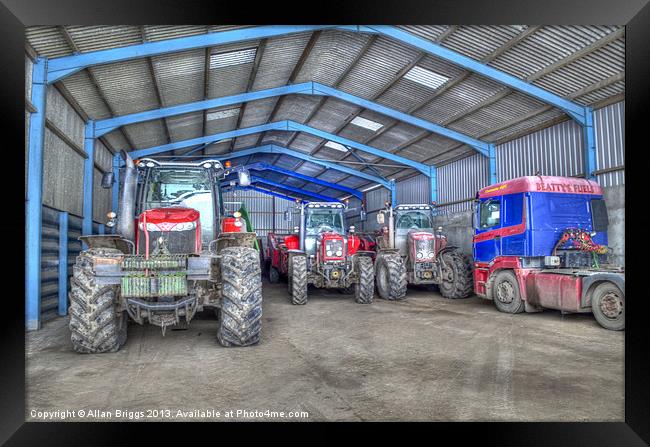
137, 222, 161, 231
327, 250, 333, 257
428, 252, 435, 258
175, 221, 197, 231
336, 250, 342, 256
417, 252, 424, 259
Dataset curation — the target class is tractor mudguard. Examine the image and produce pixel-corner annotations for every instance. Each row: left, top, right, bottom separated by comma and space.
210, 231, 257, 253
79, 234, 134, 254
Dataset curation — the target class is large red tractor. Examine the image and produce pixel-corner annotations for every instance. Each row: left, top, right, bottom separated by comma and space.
372, 203, 473, 300
68, 153, 263, 353
266, 202, 374, 305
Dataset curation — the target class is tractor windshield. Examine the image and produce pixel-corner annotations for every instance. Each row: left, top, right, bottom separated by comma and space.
396, 210, 433, 231
143, 167, 215, 246
305, 209, 345, 235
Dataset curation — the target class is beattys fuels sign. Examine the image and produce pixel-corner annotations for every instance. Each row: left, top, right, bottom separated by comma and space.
478, 176, 602, 198
536, 181, 596, 193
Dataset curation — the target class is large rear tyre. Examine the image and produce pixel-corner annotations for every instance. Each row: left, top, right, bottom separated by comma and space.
492, 270, 525, 314
217, 247, 263, 347
354, 256, 374, 304
69, 250, 127, 354
438, 250, 473, 299
591, 282, 625, 331
290, 255, 308, 305
375, 252, 407, 300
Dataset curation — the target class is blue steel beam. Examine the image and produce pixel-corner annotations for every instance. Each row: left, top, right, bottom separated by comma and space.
129, 120, 432, 176
217, 145, 391, 189
222, 185, 307, 203
247, 175, 338, 202
46, 25, 586, 124
355, 25, 587, 123
244, 162, 362, 199
82, 122, 95, 240
58, 211, 69, 316
92, 81, 488, 156
45, 26, 336, 84
26, 57, 47, 331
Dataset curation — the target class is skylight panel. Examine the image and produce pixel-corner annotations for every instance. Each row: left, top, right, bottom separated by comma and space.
351, 116, 384, 132
206, 108, 240, 121
403, 66, 450, 90
209, 48, 257, 69
324, 141, 349, 152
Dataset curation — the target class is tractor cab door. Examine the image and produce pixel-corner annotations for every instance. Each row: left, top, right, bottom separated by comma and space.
473, 196, 503, 262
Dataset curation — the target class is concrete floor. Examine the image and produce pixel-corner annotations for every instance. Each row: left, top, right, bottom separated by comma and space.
26, 282, 624, 422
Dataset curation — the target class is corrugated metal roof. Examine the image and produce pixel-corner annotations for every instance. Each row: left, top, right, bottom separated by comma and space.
25, 25, 624, 190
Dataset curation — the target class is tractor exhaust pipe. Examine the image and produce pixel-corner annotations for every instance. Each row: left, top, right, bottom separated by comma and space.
117, 150, 137, 242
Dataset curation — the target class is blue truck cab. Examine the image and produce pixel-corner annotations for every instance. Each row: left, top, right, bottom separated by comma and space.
472, 176, 624, 330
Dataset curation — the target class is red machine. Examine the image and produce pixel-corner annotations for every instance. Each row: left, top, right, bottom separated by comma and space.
265, 202, 374, 305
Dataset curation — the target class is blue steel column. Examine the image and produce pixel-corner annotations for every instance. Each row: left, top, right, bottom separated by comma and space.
583, 106, 597, 179
25, 57, 47, 331
429, 165, 438, 204
82, 121, 95, 238
389, 180, 397, 208
58, 212, 69, 316
488, 143, 497, 185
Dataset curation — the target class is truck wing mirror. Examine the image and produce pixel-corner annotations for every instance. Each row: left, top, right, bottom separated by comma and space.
237, 169, 251, 187
101, 172, 114, 189
376, 212, 385, 224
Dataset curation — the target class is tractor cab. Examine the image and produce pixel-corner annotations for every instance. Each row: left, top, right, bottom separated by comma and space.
392, 204, 443, 261
302, 202, 348, 258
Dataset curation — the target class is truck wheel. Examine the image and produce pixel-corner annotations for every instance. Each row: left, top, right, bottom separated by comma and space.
375, 252, 407, 300
69, 250, 127, 354
354, 256, 374, 304
217, 247, 263, 347
268, 266, 280, 284
439, 250, 474, 299
290, 255, 308, 305
492, 270, 525, 314
591, 282, 625, 331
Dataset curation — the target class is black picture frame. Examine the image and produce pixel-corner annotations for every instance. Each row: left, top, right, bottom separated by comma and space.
1, 0, 647, 444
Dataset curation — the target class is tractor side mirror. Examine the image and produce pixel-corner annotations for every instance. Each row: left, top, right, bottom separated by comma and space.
359, 210, 367, 222
101, 172, 114, 189
237, 169, 251, 187
284, 209, 292, 222
376, 212, 385, 225
472, 202, 479, 229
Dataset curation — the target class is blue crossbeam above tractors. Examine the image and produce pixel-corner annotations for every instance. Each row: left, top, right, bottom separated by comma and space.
223, 174, 338, 203
242, 162, 362, 199
223, 184, 307, 203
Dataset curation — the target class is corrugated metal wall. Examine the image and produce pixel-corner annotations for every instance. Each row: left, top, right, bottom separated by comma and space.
428, 101, 624, 215
437, 154, 490, 214
594, 101, 624, 187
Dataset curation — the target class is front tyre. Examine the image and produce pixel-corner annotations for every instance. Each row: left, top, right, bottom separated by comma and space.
491, 270, 525, 314
69, 250, 127, 354
375, 252, 407, 300
290, 255, 308, 305
591, 282, 625, 331
439, 250, 473, 299
354, 256, 374, 304
217, 247, 263, 347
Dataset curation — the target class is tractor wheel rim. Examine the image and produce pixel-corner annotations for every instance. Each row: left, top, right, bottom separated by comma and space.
496, 282, 514, 304
600, 292, 623, 319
